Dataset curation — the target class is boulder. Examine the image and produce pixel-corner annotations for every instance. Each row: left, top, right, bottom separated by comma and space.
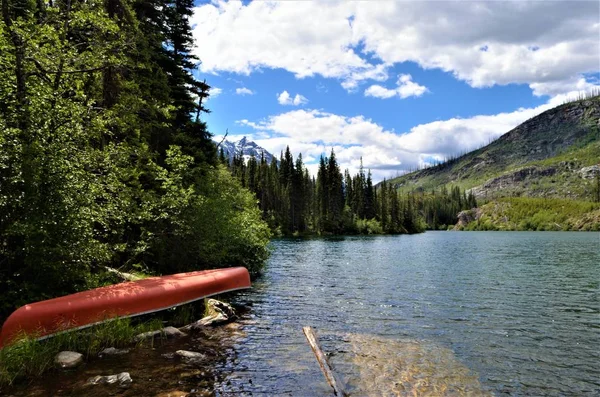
54, 351, 83, 369
180, 299, 237, 331
135, 326, 186, 342
87, 372, 132, 387
207, 299, 236, 318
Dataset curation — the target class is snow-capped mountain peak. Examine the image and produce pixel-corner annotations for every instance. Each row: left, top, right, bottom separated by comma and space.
216, 136, 275, 164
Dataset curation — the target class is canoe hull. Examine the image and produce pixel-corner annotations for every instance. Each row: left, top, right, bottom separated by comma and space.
0, 267, 251, 348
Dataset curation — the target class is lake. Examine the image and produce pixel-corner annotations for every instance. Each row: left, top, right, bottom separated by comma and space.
7, 231, 598, 396
215, 232, 600, 396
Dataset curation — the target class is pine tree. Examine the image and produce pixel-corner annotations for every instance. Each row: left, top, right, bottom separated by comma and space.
379, 179, 388, 230
293, 154, 307, 232
326, 150, 344, 232
365, 170, 376, 219
316, 155, 328, 231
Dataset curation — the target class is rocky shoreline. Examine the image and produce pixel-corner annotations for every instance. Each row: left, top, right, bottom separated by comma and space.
3, 299, 246, 397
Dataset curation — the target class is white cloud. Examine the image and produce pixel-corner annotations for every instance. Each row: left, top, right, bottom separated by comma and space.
277, 90, 309, 106
208, 87, 223, 98
365, 74, 428, 99
364, 85, 397, 99
192, 1, 599, 96
236, 87, 254, 95
235, 89, 599, 181
341, 63, 389, 92
529, 77, 599, 97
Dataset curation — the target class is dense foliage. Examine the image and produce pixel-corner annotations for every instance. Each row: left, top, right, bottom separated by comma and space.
225, 147, 432, 235
0, 0, 270, 321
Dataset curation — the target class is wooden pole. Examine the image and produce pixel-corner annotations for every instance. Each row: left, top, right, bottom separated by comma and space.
302, 326, 346, 396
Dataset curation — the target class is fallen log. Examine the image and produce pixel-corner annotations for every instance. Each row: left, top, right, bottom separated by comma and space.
302, 326, 346, 396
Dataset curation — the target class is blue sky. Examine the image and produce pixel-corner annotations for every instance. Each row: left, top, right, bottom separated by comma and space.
191, 0, 599, 181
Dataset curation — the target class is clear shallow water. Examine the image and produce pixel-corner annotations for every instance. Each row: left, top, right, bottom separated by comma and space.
216, 232, 600, 396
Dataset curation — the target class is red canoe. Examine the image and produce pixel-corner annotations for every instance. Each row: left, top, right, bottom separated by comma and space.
0, 267, 251, 348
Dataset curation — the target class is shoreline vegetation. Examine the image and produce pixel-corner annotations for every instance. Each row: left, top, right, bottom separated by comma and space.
0, 297, 230, 389
0, 316, 162, 388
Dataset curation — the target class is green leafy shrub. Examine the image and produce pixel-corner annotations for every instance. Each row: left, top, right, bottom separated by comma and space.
356, 218, 384, 234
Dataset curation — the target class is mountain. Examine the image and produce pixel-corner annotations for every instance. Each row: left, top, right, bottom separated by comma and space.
388, 96, 600, 201
216, 136, 275, 164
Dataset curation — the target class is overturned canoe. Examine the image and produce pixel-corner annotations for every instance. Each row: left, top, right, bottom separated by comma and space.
0, 267, 251, 348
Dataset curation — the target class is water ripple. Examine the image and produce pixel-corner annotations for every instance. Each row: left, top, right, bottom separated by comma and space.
218, 232, 600, 396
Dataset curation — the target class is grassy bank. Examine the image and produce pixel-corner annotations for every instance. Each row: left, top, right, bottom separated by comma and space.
0, 317, 163, 388
0, 294, 224, 390
457, 197, 600, 231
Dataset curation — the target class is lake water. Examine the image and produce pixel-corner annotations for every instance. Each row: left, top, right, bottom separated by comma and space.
215, 232, 600, 396
7, 232, 599, 396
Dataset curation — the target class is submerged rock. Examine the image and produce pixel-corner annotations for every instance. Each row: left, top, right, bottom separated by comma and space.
55, 351, 83, 369
346, 333, 491, 396
86, 372, 132, 387
99, 347, 130, 356
135, 326, 187, 342
175, 350, 207, 360
155, 391, 189, 397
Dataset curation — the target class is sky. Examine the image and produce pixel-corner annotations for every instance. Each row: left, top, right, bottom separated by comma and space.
190, 0, 600, 181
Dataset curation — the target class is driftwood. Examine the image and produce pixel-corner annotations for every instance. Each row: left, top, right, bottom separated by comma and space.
302, 326, 346, 396
104, 267, 141, 281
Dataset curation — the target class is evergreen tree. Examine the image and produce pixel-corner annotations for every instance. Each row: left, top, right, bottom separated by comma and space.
326, 149, 344, 232
365, 170, 376, 219
316, 155, 328, 231
293, 154, 307, 232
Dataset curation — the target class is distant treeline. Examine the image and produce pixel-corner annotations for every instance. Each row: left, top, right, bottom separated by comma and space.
222, 147, 477, 235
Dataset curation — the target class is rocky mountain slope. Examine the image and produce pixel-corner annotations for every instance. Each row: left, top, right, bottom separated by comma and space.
389, 96, 600, 201
216, 136, 275, 164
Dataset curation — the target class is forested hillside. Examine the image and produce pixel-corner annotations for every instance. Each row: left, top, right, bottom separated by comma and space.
0, 0, 270, 321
